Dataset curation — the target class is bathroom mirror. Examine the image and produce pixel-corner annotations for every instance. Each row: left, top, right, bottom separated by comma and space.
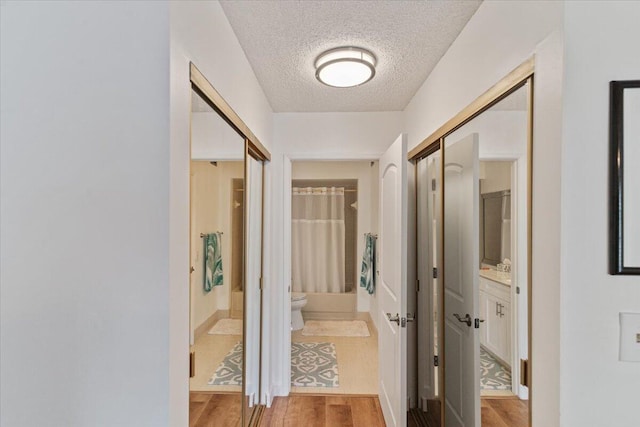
480, 188, 511, 267
609, 80, 640, 275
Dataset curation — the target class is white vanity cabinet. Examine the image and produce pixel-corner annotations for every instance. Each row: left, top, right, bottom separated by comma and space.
479, 275, 511, 367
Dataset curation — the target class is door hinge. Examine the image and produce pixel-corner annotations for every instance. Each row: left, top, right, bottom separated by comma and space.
416, 279, 420, 292
431, 178, 436, 191
189, 351, 195, 378
434, 355, 439, 367
259, 277, 263, 291
520, 359, 530, 387
432, 268, 438, 278
474, 318, 485, 329
516, 286, 521, 294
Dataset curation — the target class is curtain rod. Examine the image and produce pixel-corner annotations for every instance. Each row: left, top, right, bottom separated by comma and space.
291, 189, 357, 193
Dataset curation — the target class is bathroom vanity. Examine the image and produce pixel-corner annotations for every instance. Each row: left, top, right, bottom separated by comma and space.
479, 269, 512, 367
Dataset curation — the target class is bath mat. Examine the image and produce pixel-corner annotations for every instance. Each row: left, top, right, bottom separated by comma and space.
208, 318, 242, 335
291, 342, 339, 388
301, 320, 370, 337
208, 342, 243, 386
480, 347, 511, 391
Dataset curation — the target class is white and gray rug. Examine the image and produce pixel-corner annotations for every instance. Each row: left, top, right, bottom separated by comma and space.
291, 342, 339, 388
480, 346, 511, 391
208, 318, 242, 335
301, 320, 370, 337
208, 342, 243, 386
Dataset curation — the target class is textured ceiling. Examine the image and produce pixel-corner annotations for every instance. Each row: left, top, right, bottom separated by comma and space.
220, 0, 482, 113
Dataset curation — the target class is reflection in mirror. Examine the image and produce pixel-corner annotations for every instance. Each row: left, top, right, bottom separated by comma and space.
439, 82, 530, 426
243, 153, 263, 425
415, 150, 442, 427
189, 86, 245, 424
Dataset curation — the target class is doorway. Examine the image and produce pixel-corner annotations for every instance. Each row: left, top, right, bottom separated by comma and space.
287, 160, 379, 396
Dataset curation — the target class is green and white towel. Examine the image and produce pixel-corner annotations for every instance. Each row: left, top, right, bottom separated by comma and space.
360, 234, 376, 295
204, 232, 223, 292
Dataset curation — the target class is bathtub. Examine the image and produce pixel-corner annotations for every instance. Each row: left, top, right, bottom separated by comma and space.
300, 290, 359, 320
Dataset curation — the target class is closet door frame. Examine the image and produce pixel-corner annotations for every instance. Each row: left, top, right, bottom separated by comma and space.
409, 58, 534, 427
189, 62, 271, 426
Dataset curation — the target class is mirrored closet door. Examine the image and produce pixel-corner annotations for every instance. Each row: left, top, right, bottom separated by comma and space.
243, 146, 266, 426
188, 63, 270, 426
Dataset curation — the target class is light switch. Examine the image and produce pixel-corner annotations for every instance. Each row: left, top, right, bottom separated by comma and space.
619, 312, 640, 362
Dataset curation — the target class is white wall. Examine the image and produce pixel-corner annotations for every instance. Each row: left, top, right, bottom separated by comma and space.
1, 2, 171, 426
447, 111, 528, 159
169, 0, 274, 423
291, 161, 379, 313
191, 112, 246, 160
275, 112, 404, 159
480, 161, 512, 194
403, 1, 564, 425
560, 3, 640, 426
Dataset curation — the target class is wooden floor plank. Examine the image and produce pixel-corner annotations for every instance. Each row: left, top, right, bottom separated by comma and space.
481, 406, 510, 427
194, 393, 241, 427
327, 404, 354, 427
259, 395, 386, 427
283, 395, 326, 427
189, 393, 212, 427
350, 397, 385, 427
260, 396, 288, 426
483, 398, 528, 427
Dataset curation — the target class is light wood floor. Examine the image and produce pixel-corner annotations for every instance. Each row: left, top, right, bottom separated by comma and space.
190, 393, 242, 427
259, 395, 386, 426
481, 397, 529, 427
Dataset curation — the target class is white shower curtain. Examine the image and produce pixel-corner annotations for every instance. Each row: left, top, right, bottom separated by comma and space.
291, 186, 345, 293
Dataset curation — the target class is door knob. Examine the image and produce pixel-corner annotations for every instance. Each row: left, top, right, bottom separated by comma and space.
386, 312, 400, 325
453, 313, 472, 327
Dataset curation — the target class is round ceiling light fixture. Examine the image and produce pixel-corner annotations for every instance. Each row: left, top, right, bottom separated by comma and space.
315, 47, 377, 88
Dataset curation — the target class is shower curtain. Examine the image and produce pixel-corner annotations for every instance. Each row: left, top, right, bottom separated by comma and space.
291, 186, 346, 293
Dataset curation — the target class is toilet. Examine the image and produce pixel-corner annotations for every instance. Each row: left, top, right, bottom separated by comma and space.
290, 292, 308, 331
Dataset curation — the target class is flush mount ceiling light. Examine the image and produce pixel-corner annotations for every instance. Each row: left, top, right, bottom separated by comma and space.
315, 47, 377, 88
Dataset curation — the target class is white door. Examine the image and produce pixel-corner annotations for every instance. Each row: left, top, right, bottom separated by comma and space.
378, 134, 408, 427
443, 134, 480, 427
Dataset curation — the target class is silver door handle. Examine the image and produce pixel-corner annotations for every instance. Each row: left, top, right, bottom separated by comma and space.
386, 313, 400, 325
453, 313, 472, 327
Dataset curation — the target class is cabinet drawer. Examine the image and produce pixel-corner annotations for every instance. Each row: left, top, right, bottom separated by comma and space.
479, 276, 510, 302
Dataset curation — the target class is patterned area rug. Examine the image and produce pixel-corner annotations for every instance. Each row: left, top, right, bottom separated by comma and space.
480, 347, 511, 390
291, 342, 339, 387
208, 342, 242, 386
301, 320, 370, 337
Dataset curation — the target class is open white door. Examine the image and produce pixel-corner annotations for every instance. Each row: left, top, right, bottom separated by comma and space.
378, 134, 408, 427
443, 133, 480, 427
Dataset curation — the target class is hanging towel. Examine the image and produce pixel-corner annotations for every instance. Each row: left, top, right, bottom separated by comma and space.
360, 234, 376, 295
204, 232, 223, 292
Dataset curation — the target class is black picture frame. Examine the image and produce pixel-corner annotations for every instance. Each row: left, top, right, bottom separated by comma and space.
609, 79, 640, 275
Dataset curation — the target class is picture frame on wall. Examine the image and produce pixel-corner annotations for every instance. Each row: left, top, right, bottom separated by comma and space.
609, 79, 640, 275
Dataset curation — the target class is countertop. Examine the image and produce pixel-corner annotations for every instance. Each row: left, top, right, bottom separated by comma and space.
479, 268, 511, 286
